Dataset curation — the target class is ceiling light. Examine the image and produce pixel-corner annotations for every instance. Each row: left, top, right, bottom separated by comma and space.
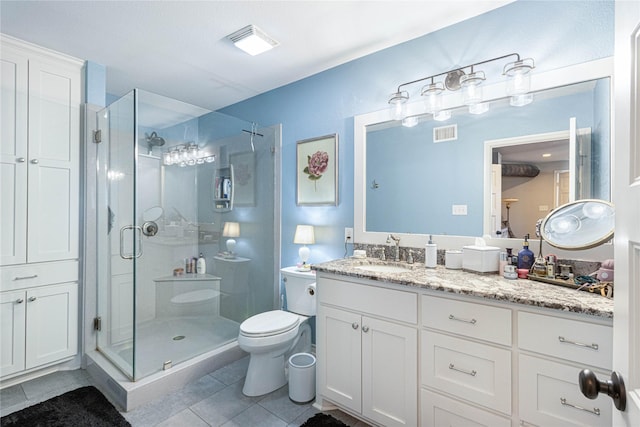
227, 25, 279, 56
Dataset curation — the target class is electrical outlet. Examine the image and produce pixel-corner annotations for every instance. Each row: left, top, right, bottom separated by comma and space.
452, 204, 468, 216
344, 227, 353, 242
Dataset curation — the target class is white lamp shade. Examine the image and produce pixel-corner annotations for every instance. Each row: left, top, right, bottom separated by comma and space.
293, 225, 315, 245
223, 222, 240, 238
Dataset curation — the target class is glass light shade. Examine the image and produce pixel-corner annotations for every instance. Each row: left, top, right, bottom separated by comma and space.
460, 71, 486, 106
510, 93, 534, 107
402, 116, 419, 128
433, 110, 451, 121
504, 58, 535, 95
421, 82, 444, 114
469, 102, 490, 115
388, 91, 409, 120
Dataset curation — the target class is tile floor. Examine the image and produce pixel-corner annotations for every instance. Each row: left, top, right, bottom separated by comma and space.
1, 356, 370, 427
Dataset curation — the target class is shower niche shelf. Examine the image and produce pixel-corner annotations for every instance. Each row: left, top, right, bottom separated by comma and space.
213, 165, 234, 212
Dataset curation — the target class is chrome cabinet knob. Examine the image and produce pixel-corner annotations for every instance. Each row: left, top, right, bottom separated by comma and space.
362, 325, 370, 333
352, 322, 359, 330
28, 296, 37, 302
16, 298, 24, 304
17, 157, 26, 163
30, 159, 39, 164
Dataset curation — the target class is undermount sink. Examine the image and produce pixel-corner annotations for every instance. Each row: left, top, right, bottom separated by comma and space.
355, 265, 411, 274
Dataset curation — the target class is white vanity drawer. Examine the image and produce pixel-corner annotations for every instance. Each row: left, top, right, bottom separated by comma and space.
421, 389, 511, 427
518, 311, 612, 369
318, 277, 417, 324
422, 295, 512, 345
1, 260, 78, 292
519, 354, 612, 427
421, 330, 511, 415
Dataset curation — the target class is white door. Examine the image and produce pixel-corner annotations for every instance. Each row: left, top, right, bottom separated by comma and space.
612, 1, 640, 425
490, 164, 502, 236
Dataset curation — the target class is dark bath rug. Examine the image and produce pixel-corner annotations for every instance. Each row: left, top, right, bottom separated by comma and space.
301, 413, 349, 427
0, 385, 130, 427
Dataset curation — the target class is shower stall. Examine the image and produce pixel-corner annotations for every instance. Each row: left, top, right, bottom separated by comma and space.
85, 89, 279, 401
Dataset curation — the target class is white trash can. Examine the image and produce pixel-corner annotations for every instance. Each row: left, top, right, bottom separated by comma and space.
288, 352, 316, 403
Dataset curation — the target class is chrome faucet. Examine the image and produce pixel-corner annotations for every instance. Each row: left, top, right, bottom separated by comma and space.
378, 247, 386, 261
386, 234, 401, 261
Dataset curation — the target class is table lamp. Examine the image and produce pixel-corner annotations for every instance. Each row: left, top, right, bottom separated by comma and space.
294, 225, 315, 270
223, 222, 240, 257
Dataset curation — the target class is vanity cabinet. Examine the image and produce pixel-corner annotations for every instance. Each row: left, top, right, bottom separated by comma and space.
0, 35, 82, 382
1, 282, 78, 378
314, 266, 613, 427
316, 276, 418, 427
517, 311, 613, 426
420, 295, 512, 426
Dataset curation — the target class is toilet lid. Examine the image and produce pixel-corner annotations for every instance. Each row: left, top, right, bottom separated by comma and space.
240, 310, 300, 337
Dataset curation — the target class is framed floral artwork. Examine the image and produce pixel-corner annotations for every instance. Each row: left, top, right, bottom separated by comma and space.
296, 134, 338, 206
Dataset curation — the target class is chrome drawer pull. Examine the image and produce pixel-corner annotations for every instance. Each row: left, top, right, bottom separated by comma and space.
560, 397, 600, 416
558, 336, 599, 350
448, 314, 477, 325
448, 363, 477, 377
13, 274, 38, 281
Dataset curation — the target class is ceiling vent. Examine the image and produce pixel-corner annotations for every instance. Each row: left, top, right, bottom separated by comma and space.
227, 25, 279, 56
433, 124, 458, 143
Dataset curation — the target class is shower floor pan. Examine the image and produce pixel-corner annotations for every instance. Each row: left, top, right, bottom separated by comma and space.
86, 315, 245, 411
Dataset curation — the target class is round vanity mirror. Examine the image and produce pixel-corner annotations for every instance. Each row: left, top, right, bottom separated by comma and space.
540, 199, 614, 250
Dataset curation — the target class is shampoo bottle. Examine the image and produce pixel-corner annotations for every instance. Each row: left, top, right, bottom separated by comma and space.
517, 234, 534, 271
425, 235, 437, 268
196, 253, 206, 274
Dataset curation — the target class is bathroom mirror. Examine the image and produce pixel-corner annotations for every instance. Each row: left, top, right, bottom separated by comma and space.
354, 58, 613, 246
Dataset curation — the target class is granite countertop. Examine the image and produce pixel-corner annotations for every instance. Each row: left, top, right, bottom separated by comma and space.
312, 258, 614, 319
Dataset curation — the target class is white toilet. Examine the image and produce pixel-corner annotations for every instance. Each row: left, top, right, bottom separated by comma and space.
238, 266, 316, 396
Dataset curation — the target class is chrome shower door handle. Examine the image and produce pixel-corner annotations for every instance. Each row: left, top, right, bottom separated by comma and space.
120, 225, 143, 259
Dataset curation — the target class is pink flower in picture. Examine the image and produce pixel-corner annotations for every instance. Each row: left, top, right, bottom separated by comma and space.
304, 150, 329, 190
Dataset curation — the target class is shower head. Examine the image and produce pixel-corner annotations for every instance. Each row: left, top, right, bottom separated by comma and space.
146, 132, 166, 154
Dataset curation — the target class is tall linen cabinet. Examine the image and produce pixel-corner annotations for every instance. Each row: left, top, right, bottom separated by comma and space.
0, 34, 82, 382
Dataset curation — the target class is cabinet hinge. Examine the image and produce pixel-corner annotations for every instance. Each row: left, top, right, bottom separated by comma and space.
93, 129, 102, 144
93, 316, 102, 331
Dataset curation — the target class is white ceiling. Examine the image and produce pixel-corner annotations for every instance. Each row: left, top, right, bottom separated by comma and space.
0, 0, 514, 111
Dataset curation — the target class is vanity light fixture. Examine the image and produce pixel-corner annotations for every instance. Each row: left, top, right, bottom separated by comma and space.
402, 116, 420, 128
388, 53, 535, 120
227, 25, 279, 56
163, 143, 215, 167
433, 110, 452, 121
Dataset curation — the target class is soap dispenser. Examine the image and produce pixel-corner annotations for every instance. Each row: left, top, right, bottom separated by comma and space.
517, 234, 534, 271
425, 235, 437, 268
196, 253, 206, 274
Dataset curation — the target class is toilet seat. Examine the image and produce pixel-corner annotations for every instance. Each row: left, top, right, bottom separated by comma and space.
240, 310, 300, 338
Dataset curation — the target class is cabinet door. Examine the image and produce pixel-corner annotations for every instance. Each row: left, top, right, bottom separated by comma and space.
318, 305, 362, 413
25, 282, 78, 369
362, 316, 417, 427
0, 47, 28, 266
0, 290, 26, 376
26, 57, 80, 263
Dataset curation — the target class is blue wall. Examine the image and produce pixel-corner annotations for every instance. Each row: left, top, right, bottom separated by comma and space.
220, 0, 614, 267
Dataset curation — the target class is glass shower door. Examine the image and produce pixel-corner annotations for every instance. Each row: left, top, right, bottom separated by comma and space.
96, 91, 137, 379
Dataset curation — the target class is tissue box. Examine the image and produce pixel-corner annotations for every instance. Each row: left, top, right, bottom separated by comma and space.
462, 245, 500, 273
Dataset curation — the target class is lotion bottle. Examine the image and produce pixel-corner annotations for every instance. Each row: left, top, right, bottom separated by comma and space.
425, 235, 437, 268
196, 253, 206, 274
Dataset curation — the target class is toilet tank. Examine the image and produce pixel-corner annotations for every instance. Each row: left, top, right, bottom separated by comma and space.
281, 267, 316, 316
